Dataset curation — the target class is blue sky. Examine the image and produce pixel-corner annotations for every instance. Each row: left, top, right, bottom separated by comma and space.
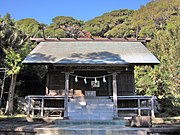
0, 0, 150, 24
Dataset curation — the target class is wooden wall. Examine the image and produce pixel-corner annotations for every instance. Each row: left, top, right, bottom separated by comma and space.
117, 71, 135, 96
47, 71, 73, 96
46, 66, 135, 96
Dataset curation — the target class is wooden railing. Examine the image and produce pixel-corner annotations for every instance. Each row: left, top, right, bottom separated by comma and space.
25, 95, 156, 118
116, 96, 156, 117
25, 95, 72, 117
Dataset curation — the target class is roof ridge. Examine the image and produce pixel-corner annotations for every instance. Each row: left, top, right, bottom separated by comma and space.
30, 38, 151, 42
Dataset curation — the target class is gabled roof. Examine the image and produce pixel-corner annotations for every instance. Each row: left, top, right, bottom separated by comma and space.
22, 40, 160, 65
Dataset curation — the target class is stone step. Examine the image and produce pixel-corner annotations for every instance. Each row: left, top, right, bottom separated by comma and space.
69, 98, 113, 103
36, 131, 146, 135
68, 98, 114, 120
39, 119, 130, 135
35, 125, 180, 135
68, 116, 114, 120
68, 105, 113, 111
35, 127, 148, 135
54, 119, 128, 125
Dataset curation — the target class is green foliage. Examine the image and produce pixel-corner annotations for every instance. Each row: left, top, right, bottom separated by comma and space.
131, 0, 180, 38
15, 18, 42, 37
104, 22, 134, 38
133, 0, 180, 116
84, 9, 134, 37
138, 26, 154, 38
135, 66, 157, 96
45, 25, 66, 38
3, 48, 21, 75
0, 13, 34, 114
0, 13, 32, 70
0, 14, 25, 51
47, 16, 85, 38
52, 16, 84, 27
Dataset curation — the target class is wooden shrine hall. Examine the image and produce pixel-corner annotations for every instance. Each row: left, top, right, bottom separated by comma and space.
23, 38, 160, 120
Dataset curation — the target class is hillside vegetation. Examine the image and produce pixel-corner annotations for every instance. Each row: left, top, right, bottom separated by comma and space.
0, 0, 179, 115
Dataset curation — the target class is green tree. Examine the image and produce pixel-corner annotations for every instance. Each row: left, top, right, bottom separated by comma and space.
104, 21, 134, 38
46, 16, 85, 38
3, 48, 21, 114
0, 13, 30, 115
131, 0, 180, 38
45, 25, 66, 38
15, 18, 42, 37
133, 0, 180, 115
84, 9, 134, 37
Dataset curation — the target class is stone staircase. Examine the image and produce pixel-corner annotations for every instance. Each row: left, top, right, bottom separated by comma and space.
68, 97, 114, 120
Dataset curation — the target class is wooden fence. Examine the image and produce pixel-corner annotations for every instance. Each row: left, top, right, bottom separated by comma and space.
25, 95, 72, 117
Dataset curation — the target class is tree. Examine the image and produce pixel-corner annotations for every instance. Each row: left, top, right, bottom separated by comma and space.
84, 9, 134, 37
46, 16, 86, 38
3, 48, 21, 114
15, 18, 42, 37
45, 25, 66, 38
131, 0, 180, 38
104, 21, 134, 38
132, 0, 180, 116
0, 13, 30, 115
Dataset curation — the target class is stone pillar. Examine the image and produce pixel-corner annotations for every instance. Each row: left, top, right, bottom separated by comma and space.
112, 72, 118, 119
64, 72, 69, 119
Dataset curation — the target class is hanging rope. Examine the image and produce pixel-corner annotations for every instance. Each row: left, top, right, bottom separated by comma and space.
69, 73, 112, 79
69, 73, 112, 84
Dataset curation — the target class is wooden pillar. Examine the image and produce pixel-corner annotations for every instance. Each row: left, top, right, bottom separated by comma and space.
108, 77, 112, 96
45, 72, 49, 95
112, 72, 118, 119
27, 97, 31, 117
64, 72, 69, 119
41, 98, 44, 117
151, 96, 155, 118
138, 98, 141, 116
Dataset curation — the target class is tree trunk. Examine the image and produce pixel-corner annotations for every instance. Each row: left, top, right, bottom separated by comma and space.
5, 74, 17, 115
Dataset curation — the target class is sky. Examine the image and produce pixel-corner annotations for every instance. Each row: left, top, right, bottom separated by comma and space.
0, 0, 151, 24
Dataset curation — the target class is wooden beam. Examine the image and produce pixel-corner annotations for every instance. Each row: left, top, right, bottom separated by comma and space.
64, 72, 69, 119
112, 72, 118, 119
